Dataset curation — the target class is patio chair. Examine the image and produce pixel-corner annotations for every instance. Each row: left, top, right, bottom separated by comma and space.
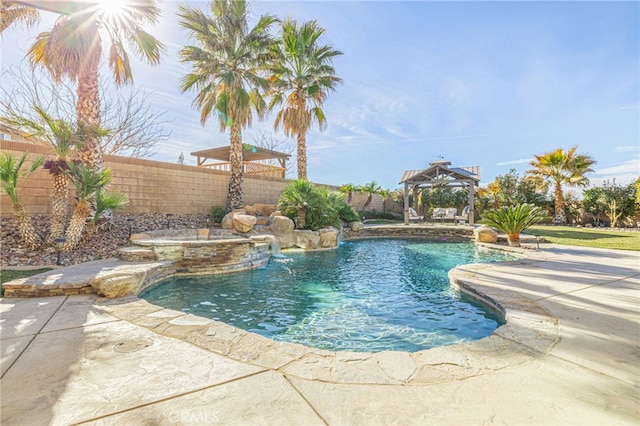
455, 206, 470, 224
408, 207, 423, 222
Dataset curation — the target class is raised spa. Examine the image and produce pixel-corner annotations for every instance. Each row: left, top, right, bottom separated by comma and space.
140, 239, 518, 352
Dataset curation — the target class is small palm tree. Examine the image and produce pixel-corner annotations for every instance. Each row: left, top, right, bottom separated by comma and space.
379, 189, 391, 212
278, 179, 323, 229
481, 204, 548, 247
269, 18, 343, 179
62, 162, 112, 251
179, 0, 277, 211
2, 107, 83, 242
339, 183, 357, 204
359, 181, 382, 211
0, 152, 45, 249
527, 146, 595, 224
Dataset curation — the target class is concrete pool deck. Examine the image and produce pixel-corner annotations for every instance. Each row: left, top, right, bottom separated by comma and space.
1, 244, 639, 425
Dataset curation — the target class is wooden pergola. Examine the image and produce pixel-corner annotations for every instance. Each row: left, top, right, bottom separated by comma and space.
191, 146, 290, 179
398, 159, 480, 225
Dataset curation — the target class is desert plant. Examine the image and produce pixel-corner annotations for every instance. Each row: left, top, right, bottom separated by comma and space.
0, 152, 44, 249
481, 203, 548, 247
208, 205, 227, 224
278, 179, 323, 229
63, 162, 112, 251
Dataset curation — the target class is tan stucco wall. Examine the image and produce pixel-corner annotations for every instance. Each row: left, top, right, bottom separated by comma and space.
1, 140, 386, 217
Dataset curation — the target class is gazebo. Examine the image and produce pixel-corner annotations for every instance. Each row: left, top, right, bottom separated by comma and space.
191, 145, 290, 179
398, 159, 480, 225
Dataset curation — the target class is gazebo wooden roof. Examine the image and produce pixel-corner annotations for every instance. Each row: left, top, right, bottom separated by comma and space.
191, 145, 290, 178
399, 159, 480, 225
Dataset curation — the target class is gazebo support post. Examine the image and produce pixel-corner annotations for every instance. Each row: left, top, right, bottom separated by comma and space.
468, 180, 475, 226
403, 182, 410, 225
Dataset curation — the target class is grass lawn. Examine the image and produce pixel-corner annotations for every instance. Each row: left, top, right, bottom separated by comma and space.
1, 268, 54, 296
364, 219, 403, 225
528, 225, 640, 251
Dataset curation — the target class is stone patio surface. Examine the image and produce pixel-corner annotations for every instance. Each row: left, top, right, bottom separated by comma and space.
1, 244, 639, 425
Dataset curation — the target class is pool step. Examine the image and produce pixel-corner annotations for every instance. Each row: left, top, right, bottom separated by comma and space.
119, 246, 156, 262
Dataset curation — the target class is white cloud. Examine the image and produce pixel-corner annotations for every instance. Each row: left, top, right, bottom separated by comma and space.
613, 145, 639, 152
496, 158, 533, 166
594, 159, 639, 176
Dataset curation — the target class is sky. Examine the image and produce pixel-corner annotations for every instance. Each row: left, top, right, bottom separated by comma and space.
1, 0, 639, 193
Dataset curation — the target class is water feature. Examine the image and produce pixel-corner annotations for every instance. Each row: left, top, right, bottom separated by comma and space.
140, 239, 519, 352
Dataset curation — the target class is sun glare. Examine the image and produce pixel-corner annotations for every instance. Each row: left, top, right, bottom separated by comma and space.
97, 0, 127, 20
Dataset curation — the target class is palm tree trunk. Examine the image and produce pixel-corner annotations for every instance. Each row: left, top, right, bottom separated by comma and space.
553, 181, 566, 224
47, 174, 68, 244
297, 133, 307, 179
13, 204, 43, 250
63, 200, 91, 251
226, 123, 244, 211
506, 233, 521, 247
295, 207, 306, 229
77, 47, 103, 172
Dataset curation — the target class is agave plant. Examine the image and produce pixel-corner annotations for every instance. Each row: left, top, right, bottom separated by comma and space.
0, 152, 45, 249
481, 203, 548, 247
62, 162, 112, 251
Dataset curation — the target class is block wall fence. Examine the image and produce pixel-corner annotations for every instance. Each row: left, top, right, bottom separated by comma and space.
0, 140, 386, 217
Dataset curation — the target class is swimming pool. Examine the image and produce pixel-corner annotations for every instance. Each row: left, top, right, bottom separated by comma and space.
140, 239, 518, 352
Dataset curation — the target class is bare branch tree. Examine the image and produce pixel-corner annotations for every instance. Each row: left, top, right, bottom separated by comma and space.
0, 64, 170, 158
251, 130, 295, 178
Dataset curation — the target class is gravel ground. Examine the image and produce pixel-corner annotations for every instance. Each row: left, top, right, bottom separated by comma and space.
1, 213, 209, 268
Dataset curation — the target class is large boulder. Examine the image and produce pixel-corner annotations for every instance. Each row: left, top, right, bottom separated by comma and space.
221, 212, 235, 229
270, 215, 294, 234
318, 227, 339, 248
474, 226, 499, 243
349, 221, 364, 232
254, 203, 278, 216
270, 215, 296, 248
294, 230, 321, 249
232, 214, 257, 233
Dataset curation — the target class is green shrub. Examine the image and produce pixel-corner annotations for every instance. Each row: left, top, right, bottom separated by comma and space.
358, 211, 402, 221
208, 206, 226, 224
278, 180, 358, 230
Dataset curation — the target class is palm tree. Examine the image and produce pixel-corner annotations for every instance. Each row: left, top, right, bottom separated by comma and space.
379, 188, 391, 212
481, 204, 548, 247
269, 18, 343, 179
278, 179, 323, 229
21, 0, 164, 171
527, 146, 595, 224
1, 107, 84, 242
0, 1, 39, 32
0, 152, 45, 249
179, 0, 277, 211
339, 183, 357, 204
359, 181, 382, 211
62, 162, 112, 251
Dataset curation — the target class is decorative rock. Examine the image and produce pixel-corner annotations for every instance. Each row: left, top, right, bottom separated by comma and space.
270, 215, 296, 248
294, 230, 320, 249
90, 270, 146, 298
474, 226, 499, 243
221, 212, 235, 229
318, 227, 339, 248
270, 210, 283, 218
349, 221, 364, 232
270, 215, 294, 234
232, 214, 257, 233
254, 203, 277, 216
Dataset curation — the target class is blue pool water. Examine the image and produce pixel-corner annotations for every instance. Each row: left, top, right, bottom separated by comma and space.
140, 239, 518, 352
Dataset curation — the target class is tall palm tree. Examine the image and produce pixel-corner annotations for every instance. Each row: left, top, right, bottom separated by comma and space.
1, 107, 85, 242
269, 18, 343, 179
22, 0, 164, 171
0, 1, 39, 32
179, 0, 277, 211
527, 146, 595, 224
0, 152, 45, 249
62, 162, 112, 251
